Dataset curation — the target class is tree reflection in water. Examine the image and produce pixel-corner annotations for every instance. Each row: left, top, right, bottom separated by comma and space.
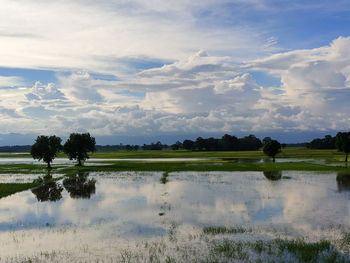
31, 182, 64, 202
336, 173, 350, 192
263, 171, 282, 181
63, 172, 96, 199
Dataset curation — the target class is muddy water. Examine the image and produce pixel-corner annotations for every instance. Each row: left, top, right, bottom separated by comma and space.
0, 171, 349, 261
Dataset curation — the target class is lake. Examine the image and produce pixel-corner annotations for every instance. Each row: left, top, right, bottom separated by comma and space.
0, 171, 350, 262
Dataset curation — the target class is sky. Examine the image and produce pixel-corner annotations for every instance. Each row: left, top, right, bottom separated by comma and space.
1, 0, 350, 145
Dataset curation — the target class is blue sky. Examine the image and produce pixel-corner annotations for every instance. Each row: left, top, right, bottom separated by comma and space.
1, 0, 350, 145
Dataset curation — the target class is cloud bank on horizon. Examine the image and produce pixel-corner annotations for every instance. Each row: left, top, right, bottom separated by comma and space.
1, 0, 350, 143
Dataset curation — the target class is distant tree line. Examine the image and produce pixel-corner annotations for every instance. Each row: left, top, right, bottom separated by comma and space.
306, 135, 336, 149
178, 134, 263, 151
0, 145, 31, 152
142, 141, 168, 150
3, 133, 350, 154
96, 144, 139, 151
306, 132, 350, 166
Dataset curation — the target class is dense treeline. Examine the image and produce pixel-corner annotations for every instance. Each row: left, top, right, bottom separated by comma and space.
180, 134, 263, 151
0, 145, 31, 152
141, 141, 168, 150
306, 135, 336, 149
1, 133, 348, 152
96, 145, 139, 151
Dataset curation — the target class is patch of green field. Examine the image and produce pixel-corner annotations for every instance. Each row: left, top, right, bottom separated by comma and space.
88, 148, 346, 160
0, 182, 42, 198
0, 148, 348, 162
0, 159, 348, 177
0, 173, 63, 199
0, 148, 349, 199
0, 153, 31, 158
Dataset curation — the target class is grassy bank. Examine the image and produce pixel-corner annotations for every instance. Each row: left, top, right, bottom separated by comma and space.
56, 159, 350, 176
0, 182, 42, 198
0, 148, 347, 161
0, 159, 349, 176
0, 175, 63, 199
0, 164, 50, 174
88, 148, 346, 160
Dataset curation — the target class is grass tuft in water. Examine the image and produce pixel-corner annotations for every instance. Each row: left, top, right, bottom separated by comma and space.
203, 226, 247, 235
160, 172, 169, 184
207, 238, 349, 263
276, 238, 331, 262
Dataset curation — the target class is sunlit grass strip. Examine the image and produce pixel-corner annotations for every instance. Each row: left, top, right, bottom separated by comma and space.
0, 164, 49, 174
88, 148, 345, 160
0, 176, 63, 199
58, 161, 349, 175
1, 148, 346, 160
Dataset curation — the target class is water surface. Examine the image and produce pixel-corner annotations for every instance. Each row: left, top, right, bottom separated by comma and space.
0, 171, 349, 261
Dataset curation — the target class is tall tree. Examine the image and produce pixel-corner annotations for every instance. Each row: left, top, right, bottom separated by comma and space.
263, 140, 281, 162
30, 135, 62, 169
336, 132, 350, 166
63, 133, 96, 166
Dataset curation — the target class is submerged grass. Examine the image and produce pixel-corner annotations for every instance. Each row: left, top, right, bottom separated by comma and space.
202, 226, 350, 262
12, 232, 348, 263
203, 226, 248, 235
160, 171, 169, 184
87, 148, 346, 160
209, 238, 350, 263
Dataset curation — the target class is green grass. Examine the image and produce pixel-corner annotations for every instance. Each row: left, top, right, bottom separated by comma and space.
88, 148, 346, 160
203, 225, 350, 262
0, 174, 63, 199
1, 148, 347, 161
0, 164, 53, 174
0, 159, 348, 177
87, 147, 348, 161
160, 171, 169, 184
0, 182, 42, 198
0, 152, 31, 158
57, 160, 350, 176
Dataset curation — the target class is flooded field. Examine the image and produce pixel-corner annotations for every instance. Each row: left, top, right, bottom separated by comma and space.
1, 171, 350, 262
0, 157, 321, 164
